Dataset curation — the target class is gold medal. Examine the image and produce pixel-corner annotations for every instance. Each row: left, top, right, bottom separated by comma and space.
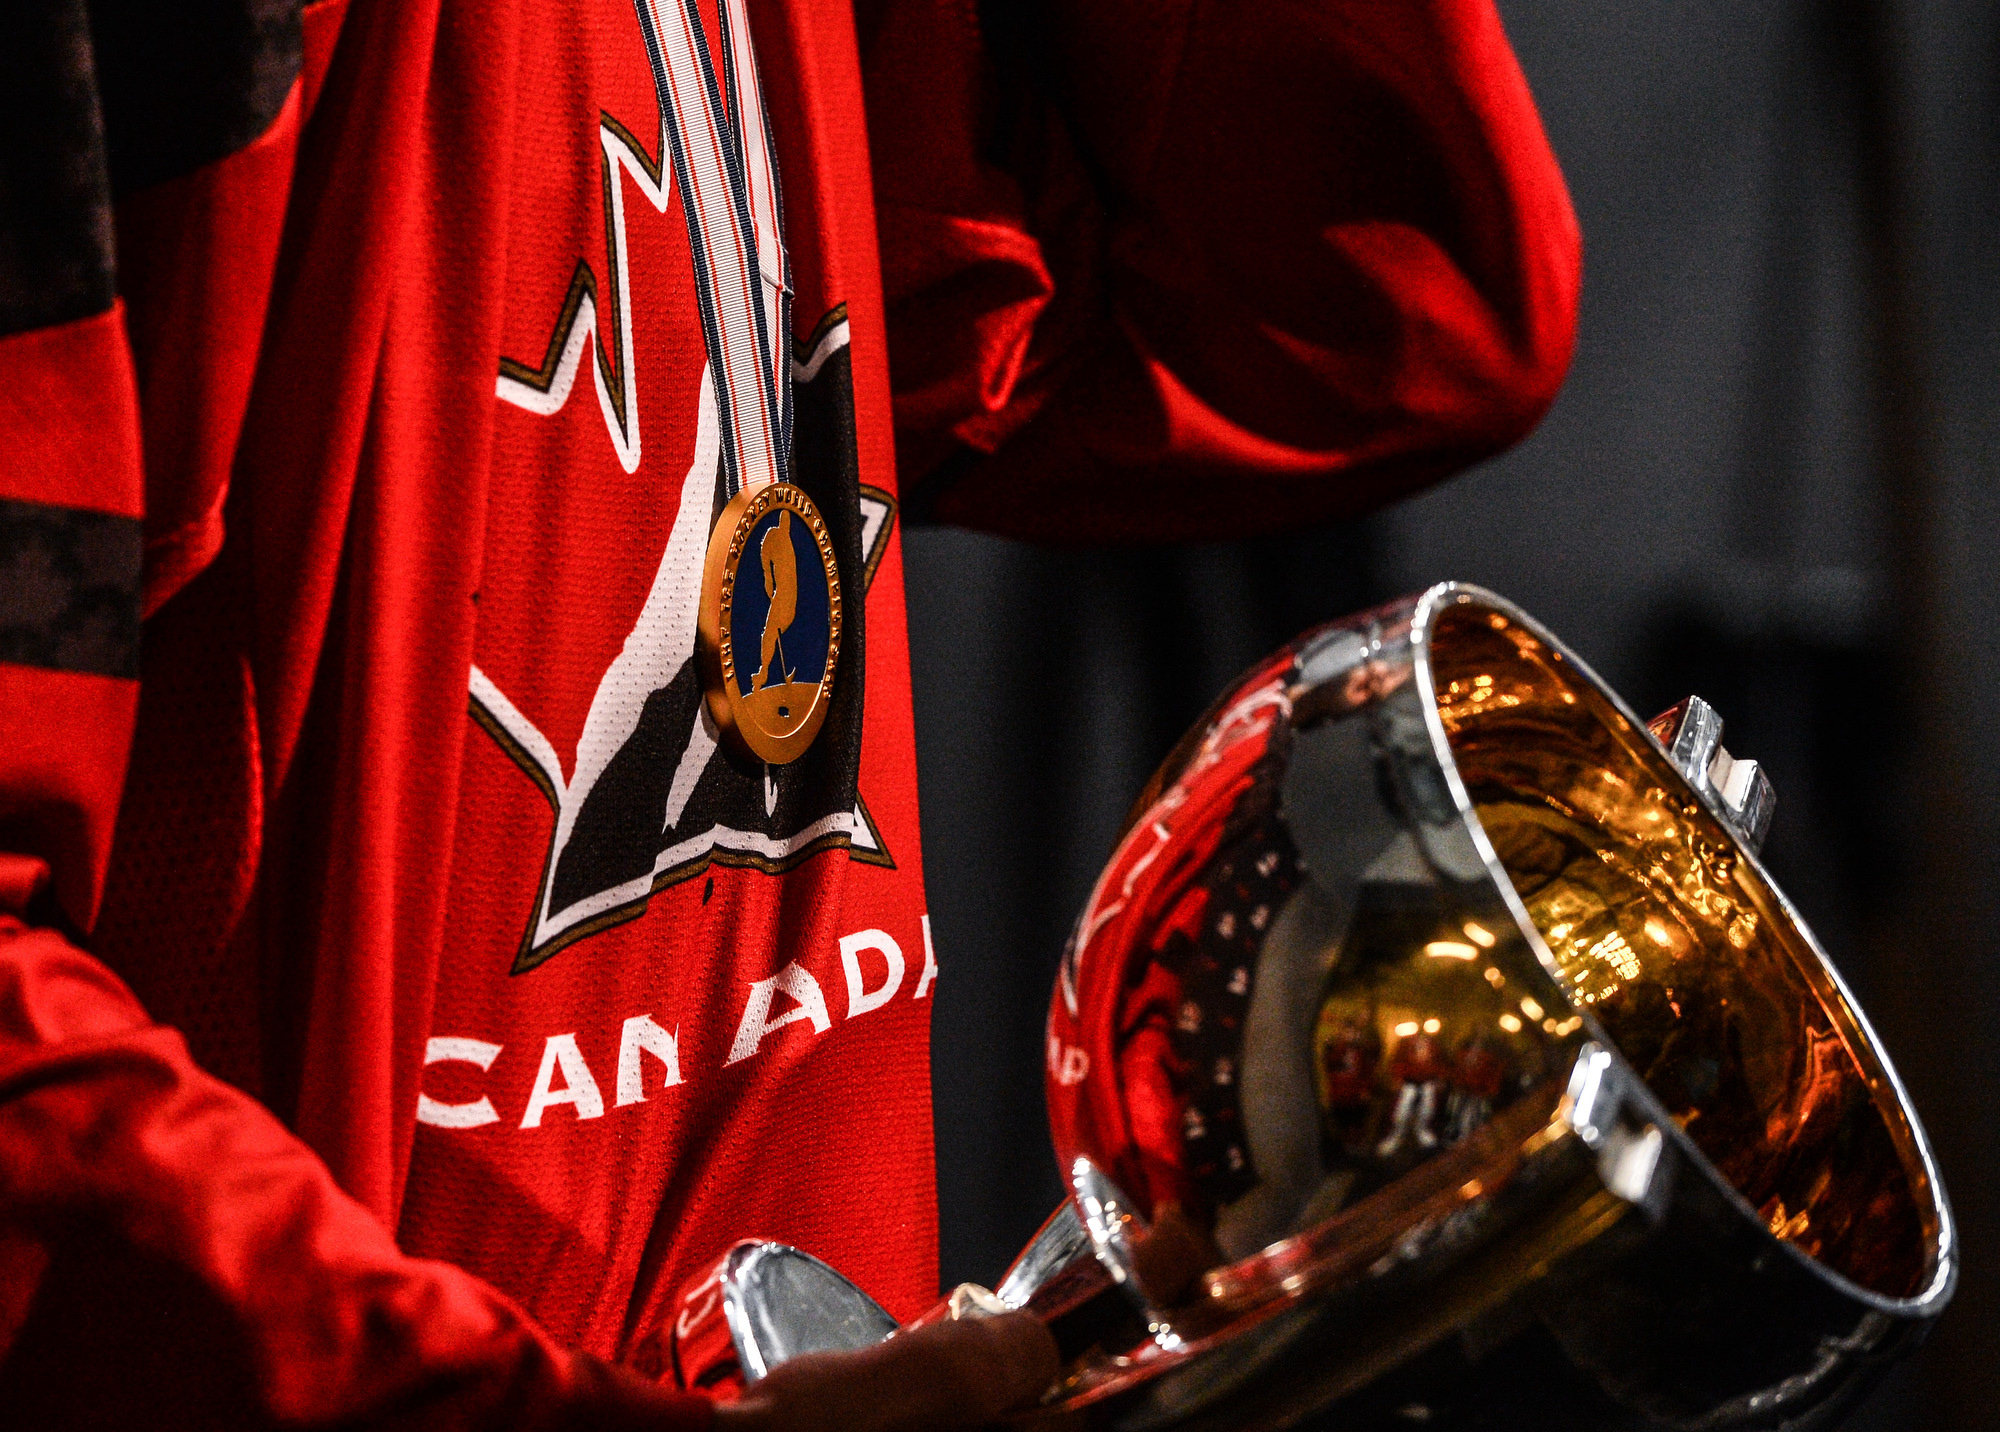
697, 482, 842, 765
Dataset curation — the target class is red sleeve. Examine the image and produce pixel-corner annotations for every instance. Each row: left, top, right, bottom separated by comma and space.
0, 918, 711, 1431
0, 7, 705, 1426
863, 0, 1581, 542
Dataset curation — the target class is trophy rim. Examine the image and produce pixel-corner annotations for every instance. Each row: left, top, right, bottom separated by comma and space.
1409, 580, 1958, 1318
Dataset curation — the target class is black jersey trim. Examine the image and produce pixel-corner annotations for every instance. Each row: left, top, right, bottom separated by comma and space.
0, 496, 142, 679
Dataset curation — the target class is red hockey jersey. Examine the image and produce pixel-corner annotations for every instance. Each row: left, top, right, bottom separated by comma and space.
0, 0, 1577, 1425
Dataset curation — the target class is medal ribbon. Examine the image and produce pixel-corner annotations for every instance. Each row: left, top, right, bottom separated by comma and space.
635, 0, 792, 497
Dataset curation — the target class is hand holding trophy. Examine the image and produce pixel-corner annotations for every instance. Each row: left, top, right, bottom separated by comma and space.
673, 584, 1955, 1430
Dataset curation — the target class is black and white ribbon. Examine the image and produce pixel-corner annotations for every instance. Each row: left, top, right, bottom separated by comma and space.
635, 0, 791, 497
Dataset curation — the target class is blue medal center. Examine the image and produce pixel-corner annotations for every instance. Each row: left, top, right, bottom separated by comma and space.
730, 505, 831, 703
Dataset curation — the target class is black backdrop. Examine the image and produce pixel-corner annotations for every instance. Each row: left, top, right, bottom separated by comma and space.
905, 2, 1999, 1426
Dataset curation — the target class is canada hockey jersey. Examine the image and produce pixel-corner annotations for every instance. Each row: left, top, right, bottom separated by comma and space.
0, 0, 1578, 1426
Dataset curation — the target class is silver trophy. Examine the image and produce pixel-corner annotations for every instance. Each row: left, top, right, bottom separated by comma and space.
670, 584, 1955, 1429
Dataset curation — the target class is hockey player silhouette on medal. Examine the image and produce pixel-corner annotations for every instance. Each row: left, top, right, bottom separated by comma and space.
753, 509, 798, 696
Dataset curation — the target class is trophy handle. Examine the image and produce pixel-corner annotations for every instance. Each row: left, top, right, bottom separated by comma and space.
909, 1193, 1148, 1369
995, 1199, 1110, 1318
668, 1240, 898, 1398
1647, 694, 1777, 850
667, 1201, 1129, 1400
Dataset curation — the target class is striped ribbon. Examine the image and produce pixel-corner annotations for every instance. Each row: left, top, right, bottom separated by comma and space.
635, 0, 791, 496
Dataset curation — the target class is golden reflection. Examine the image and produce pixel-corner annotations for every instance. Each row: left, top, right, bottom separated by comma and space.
1430, 604, 1928, 1299
1309, 894, 1557, 1211
1425, 940, 1479, 960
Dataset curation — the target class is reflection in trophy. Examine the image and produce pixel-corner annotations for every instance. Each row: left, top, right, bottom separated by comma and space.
1316, 1013, 1377, 1118
669, 584, 1956, 1429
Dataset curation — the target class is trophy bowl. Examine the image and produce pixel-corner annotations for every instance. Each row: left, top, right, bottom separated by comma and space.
672, 583, 1955, 1430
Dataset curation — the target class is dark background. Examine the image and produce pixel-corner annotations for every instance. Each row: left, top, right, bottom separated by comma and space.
902, 2, 1999, 1427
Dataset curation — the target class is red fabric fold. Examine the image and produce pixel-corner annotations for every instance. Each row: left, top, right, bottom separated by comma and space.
867, 0, 1582, 541
0, 918, 713, 1431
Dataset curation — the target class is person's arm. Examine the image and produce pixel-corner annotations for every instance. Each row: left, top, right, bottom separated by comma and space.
0, 917, 715, 1430
865, 0, 1582, 542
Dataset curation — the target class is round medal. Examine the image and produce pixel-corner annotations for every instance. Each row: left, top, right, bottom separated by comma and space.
697, 482, 842, 765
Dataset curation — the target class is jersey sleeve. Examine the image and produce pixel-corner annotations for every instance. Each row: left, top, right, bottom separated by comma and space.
863, 0, 1582, 542
0, 5, 707, 1425
0, 917, 710, 1431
